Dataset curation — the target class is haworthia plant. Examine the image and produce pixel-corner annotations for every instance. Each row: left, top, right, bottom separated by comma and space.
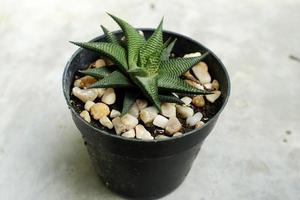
71, 13, 210, 114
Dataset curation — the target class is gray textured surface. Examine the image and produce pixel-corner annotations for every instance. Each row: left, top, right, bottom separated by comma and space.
0, 0, 299, 199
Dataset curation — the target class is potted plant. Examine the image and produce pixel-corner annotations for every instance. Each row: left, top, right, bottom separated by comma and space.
62, 13, 230, 199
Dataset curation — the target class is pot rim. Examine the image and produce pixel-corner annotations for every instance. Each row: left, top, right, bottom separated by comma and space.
62, 28, 231, 143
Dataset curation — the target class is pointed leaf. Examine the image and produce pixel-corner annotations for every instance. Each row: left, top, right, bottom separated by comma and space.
79, 66, 115, 78
161, 38, 177, 61
158, 76, 209, 94
159, 52, 209, 76
163, 37, 172, 48
70, 41, 128, 71
133, 75, 161, 110
158, 94, 184, 104
122, 90, 140, 115
139, 19, 164, 74
88, 71, 133, 88
100, 25, 119, 45
108, 13, 145, 68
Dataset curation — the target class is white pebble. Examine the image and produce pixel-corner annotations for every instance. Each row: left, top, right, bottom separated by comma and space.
80, 110, 91, 123
140, 106, 159, 125
206, 91, 221, 103
181, 97, 192, 106
192, 62, 211, 84
121, 129, 135, 138
101, 88, 116, 105
135, 125, 154, 140
112, 117, 127, 135
161, 103, 176, 118
99, 116, 113, 129
72, 87, 97, 103
84, 100, 95, 112
110, 109, 121, 118
173, 132, 183, 137
165, 117, 182, 135
183, 52, 201, 58
204, 83, 212, 90
155, 135, 169, 140
186, 112, 203, 127
153, 115, 169, 129
176, 105, 194, 119
121, 114, 138, 130
185, 80, 205, 90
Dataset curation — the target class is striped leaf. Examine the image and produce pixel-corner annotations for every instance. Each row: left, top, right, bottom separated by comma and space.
100, 25, 119, 45
88, 71, 133, 88
160, 38, 177, 61
159, 52, 209, 76
79, 66, 115, 78
70, 41, 128, 72
108, 13, 145, 68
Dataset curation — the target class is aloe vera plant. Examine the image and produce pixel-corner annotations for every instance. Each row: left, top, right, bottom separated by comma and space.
71, 13, 209, 114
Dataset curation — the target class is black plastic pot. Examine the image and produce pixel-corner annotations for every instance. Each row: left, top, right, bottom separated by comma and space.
62, 29, 230, 199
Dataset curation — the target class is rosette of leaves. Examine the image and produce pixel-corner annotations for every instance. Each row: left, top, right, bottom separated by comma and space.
71, 13, 210, 114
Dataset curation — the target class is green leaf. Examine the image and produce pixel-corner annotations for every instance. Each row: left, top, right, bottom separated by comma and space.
79, 66, 115, 78
70, 41, 128, 72
100, 25, 119, 45
88, 71, 133, 88
122, 91, 140, 115
160, 38, 177, 61
108, 13, 145, 68
158, 76, 208, 94
159, 52, 209, 76
163, 37, 172, 48
158, 94, 184, 104
139, 19, 164, 74
134, 75, 161, 110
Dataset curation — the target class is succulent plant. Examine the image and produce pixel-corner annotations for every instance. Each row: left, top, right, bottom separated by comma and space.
71, 13, 210, 114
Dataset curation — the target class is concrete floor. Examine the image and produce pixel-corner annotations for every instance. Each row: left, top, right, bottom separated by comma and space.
0, 0, 299, 199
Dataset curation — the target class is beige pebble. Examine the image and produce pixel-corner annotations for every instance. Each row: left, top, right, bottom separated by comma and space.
192, 95, 205, 107
84, 100, 95, 112
121, 114, 139, 130
206, 90, 221, 103
155, 135, 169, 140
161, 103, 176, 118
96, 88, 106, 98
204, 83, 212, 90
183, 52, 201, 58
110, 109, 121, 118
195, 121, 205, 128
211, 79, 220, 90
101, 88, 116, 105
122, 129, 135, 138
165, 117, 182, 135
184, 70, 199, 82
135, 125, 154, 140
173, 132, 183, 137
140, 106, 159, 125
90, 103, 110, 120
112, 117, 127, 135
74, 75, 97, 89
80, 110, 91, 123
192, 62, 211, 84
176, 105, 194, 119
72, 87, 97, 103
94, 59, 106, 68
99, 116, 113, 129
